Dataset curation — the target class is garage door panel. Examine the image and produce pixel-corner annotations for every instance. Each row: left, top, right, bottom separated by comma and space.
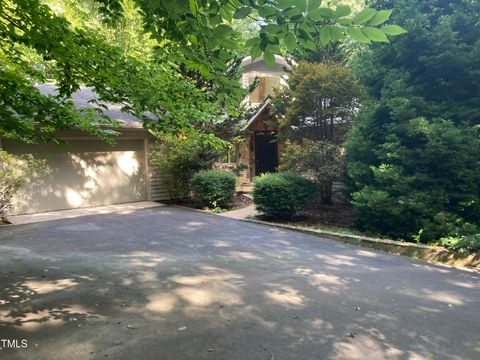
3, 139, 147, 214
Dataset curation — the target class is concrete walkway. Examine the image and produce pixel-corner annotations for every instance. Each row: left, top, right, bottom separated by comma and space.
7, 201, 163, 225
0, 206, 479, 359
219, 203, 257, 220
219, 194, 257, 220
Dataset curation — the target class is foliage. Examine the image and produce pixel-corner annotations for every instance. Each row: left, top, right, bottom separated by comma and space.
191, 170, 237, 208
0, 0, 405, 145
0, 0, 222, 145
149, 133, 223, 201
439, 234, 480, 255
272, 62, 363, 141
279, 140, 344, 205
346, 0, 480, 242
45, 0, 155, 60
253, 172, 316, 218
289, 0, 367, 63
104, 0, 404, 67
0, 151, 47, 222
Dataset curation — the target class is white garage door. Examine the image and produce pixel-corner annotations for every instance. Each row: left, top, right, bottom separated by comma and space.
3, 139, 147, 214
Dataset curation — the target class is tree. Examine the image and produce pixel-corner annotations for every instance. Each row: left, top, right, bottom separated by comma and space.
0, 0, 222, 144
273, 61, 362, 205
273, 61, 364, 141
345, 0, 480, 241
0, 151, 46, 222
289, 0, 368, 63
0, 0, 405, 144
279, 140, 344, 205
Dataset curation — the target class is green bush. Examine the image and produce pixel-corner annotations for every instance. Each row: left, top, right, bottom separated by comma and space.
440, 234, 480, 255
1, 151, 47, 222
279, 140, 345, 205
191, 170, 237, 208
253, 172, 316, 218
150, 133, 222, 201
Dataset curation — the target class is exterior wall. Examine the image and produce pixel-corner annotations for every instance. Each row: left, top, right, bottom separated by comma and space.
241, 59, 289, 106
3, 133, 150, 214
237, 108, 285, 183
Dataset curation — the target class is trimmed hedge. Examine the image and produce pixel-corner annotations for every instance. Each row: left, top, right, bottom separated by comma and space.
191, 170, 237, 208
253, 172, 316, 218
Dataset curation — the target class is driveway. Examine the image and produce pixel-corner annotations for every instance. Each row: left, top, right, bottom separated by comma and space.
0, 206, 479, 359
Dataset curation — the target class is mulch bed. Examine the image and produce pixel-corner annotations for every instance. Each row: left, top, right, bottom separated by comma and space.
257, 197, 356, 229
164, 193, 253, 211
227, 193, 253, 211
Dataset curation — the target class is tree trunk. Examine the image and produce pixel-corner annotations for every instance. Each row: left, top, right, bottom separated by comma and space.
319, 181, 333, 206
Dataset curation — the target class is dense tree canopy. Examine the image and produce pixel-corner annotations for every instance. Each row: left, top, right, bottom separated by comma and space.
0, 0, 404, 144
273, 61, 363, 141
345, 0, 480, 241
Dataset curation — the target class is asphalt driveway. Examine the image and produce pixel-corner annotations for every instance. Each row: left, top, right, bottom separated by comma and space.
0, 206, 479, 359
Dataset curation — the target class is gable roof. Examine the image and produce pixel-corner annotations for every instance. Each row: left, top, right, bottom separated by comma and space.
37, 84, 144, 129
242, 97, 272, 130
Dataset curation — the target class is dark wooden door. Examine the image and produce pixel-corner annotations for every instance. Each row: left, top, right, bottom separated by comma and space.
255, 131, 278, 176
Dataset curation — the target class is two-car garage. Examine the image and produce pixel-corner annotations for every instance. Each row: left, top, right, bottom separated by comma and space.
2, 131, 152, 215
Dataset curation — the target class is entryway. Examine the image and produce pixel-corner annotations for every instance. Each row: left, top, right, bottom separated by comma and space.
254, 131, 278, 176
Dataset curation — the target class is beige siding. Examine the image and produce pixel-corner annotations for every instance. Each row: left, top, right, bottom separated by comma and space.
149, 170, 171, 201
242, 59, 289, 106
248, 76, 281, 104
3, 139, 148, 214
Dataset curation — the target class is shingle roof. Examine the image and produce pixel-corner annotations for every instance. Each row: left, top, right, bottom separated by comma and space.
36, 84, 143, 128
242, 97, 272, 130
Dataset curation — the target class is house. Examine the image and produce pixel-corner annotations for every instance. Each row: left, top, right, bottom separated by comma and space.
235, 55, 291, 186
2, 55, 294, 215
1, 85, 166, 215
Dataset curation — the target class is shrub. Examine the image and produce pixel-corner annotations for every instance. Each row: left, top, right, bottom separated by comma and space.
0, 151, 46, 222
279, 140, 344, 205
150, 133, 223, 201
191, 170, 237, 208
347, 118, 480, 242
253, 172, 316, 218
440, 234, 480, 255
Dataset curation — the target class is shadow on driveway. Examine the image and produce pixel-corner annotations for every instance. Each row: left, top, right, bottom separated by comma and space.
0, 206, 479, 359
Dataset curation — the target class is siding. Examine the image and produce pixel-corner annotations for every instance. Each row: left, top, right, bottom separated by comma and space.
149, 170, 170, 201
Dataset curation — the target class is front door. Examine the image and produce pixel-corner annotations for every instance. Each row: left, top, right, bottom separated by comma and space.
255, 131, 278, 176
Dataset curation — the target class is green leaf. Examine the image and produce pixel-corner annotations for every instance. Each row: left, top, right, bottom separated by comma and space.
277, 0, 295, 9
353, 8, 377, 25
303, 39, 316, 50
220, 4, 235, 22
382, 24, 408, 36
283, 7, 303, 19
258, 6, 278, 18
219, 37, 236, 49
338, 18, 353, 26
209, 14, 223, 26
284, 32, 297, 52
369, 9, 392, 26
329, 26, 344, 41
319, 27, 331, 45
335, 5, 351, 18
251, 45, 262, 60
208, 2, 219, 14
296, 0, 308, 12
233, 6, 252, 19
347, 27, 371, 43
298, 20, 315, 35
213, 24, 233, 37
263, 50, 275, 66
264, 24, 282, 34
245, 37, 261, 48
309, 7, 335, 21
307, 0, 321, 12
362, 27, 390, 43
